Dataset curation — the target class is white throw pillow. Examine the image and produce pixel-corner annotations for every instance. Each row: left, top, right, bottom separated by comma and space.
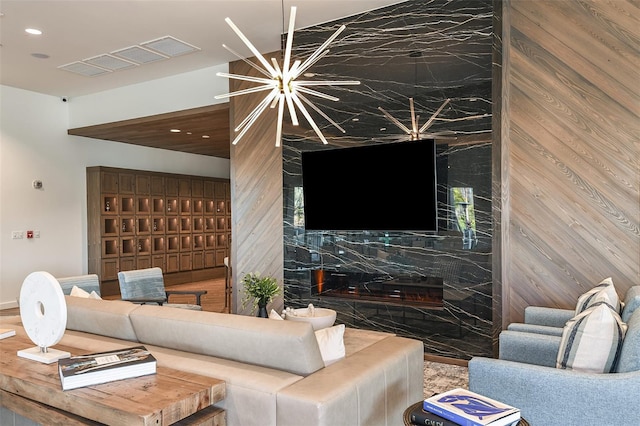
70, 285, 90, 298
557, 302, 626, 373
315, 324, 345, 366
89, 291, 102, 300
575, 277, 620, 315
269, 309, 284, 320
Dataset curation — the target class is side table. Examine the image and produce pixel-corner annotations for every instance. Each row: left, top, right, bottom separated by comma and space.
403, 401, 529, 426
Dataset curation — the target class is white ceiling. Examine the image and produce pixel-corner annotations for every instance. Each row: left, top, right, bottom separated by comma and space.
0, 0, 402, 99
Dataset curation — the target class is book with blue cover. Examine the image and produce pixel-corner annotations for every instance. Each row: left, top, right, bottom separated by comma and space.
423, 388, 520, 426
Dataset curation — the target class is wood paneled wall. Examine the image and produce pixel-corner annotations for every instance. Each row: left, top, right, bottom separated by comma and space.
228, 56, 284, 314
499, 0, 639, 329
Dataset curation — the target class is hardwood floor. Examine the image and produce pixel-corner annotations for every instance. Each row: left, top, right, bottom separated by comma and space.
0, 278, 230, 316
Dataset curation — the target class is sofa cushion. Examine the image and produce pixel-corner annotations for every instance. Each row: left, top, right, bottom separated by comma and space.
575, 277, 620, 315
129, 305, 325, 376
622, 286, 640, 323
557, 302, 626, 373
314, 324, 345, 366
64, 296, 139, 342
615, 308, 640, 373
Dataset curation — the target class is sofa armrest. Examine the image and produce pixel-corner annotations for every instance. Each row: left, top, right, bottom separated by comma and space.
506, 322, 564, 336
524, 306, 574, 327
276, 336, 424, 426
499, 330, 560, 367
469, 357, 640, 426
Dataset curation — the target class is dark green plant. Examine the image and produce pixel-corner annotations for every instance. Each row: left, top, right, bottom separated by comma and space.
241, 273, 280, 312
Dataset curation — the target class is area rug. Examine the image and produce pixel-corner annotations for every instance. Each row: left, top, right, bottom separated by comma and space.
423, 361, 469, 398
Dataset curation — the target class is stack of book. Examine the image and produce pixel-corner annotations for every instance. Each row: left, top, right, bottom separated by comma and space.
58, 345, 157, 391
409, 388, 521, 426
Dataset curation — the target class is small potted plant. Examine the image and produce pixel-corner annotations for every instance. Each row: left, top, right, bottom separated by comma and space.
241, 272, 280, 318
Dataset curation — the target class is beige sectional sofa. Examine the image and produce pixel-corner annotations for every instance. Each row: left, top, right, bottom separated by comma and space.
2, 296, 424, 426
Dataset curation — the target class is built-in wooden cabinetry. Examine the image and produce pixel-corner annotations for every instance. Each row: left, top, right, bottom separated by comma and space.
87, 167, 231, 296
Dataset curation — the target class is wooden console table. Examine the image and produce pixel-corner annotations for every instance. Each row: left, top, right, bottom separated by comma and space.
0, 334, 225, 425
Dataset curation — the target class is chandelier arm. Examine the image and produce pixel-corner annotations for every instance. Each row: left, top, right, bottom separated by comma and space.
216, 72, 275, 85
378, 107, 412, 135
295, 25, 346, 77
234, 89, 279, 133
232, 91, 279, 145
215, 84, 276, 100
224, 17, 278, 77
222, 44, 272, 78
409, 98, 418, 135
271, 58, 283, 77
297, 93, 346, 133
419, 98, 451, 133
275, 95, 285, 147
294, 86, 339, 102
282, 6, 297, 76
294, 80, 360, 86
291, 94, 328, 144
440, 113, 491, 122
291, 50, 330, 78
288, 60, 302, 79
285, 93, 299, 126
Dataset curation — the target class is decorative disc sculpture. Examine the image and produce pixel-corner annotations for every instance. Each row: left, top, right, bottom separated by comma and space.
17, 271, 70, 363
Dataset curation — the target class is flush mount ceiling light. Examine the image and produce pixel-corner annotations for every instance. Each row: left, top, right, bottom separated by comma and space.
215, 6, 360, 147
378, 98, 451, 141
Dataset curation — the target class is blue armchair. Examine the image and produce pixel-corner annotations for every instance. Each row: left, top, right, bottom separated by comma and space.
57, 274, 101, 296
468, 299, 640, 425
117, 267, 206, 310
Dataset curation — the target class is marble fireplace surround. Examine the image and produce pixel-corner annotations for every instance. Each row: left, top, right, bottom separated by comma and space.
281, 0, 494, 360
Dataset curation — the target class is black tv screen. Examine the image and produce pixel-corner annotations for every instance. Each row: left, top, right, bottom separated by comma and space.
301, 139, 437, 231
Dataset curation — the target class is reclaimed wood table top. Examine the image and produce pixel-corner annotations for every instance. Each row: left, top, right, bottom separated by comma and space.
0, 333, 225, 426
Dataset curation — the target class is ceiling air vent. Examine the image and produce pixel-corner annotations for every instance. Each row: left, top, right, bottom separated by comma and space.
141, 36, 200, 57
111, 45, 167, 65
84, 54, 137, 71
58, 61, 111, 77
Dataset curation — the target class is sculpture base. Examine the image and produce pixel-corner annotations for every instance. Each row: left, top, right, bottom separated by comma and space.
17, 346, 70, 364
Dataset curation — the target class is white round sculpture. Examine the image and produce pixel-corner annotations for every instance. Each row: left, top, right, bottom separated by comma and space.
284, 305, 337, 331
18, 271, 70, 363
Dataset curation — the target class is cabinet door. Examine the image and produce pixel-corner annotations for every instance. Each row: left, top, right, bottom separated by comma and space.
102, 258, 119, 280
120, 256, 136, 271
136, 175, 150, 194
179, 178, 191, 196
179, 252, 192, 271
137, 256, 152, 270
166, 253, 179, 273
192, 179, 204, 198
119, 173, 136, 194
101, 171, 119, 193
192, 251, 204, 270
150, 176, 164, 195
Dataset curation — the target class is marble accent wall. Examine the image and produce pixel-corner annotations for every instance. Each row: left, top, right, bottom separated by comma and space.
281, 0, 494, 359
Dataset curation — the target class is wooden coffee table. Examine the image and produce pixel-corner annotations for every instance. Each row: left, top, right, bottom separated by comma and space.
0, 333, 225, 425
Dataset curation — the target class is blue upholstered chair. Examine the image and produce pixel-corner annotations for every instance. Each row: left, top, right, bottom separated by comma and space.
468, 290, 640, 425
117, 267, 206, 310
57, 274, 101, 296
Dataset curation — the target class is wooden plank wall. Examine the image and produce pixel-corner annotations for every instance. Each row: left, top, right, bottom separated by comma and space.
500, 0, 639, 327
228, 56, 285, 314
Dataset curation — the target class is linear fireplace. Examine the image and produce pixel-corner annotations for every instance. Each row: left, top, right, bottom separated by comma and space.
311, 270, 444, 308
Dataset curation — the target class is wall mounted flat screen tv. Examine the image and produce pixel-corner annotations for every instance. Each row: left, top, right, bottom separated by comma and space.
301, 139, 437, 231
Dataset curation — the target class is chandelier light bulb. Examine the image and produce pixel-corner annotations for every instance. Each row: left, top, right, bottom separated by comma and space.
216, 6, 360, 147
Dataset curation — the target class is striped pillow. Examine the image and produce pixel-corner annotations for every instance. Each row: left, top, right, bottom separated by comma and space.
575, 277, 620, 315
557, 302, 627, 373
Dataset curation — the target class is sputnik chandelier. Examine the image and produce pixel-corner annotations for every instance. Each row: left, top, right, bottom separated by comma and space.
378, 98, 451, 141
215, 6, 360, 147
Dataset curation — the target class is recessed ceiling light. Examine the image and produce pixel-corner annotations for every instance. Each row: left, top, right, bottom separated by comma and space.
31, 53, 49, 59
170, 129, 181, 133
202, 135, 210, 139
25, 28, 42, 35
